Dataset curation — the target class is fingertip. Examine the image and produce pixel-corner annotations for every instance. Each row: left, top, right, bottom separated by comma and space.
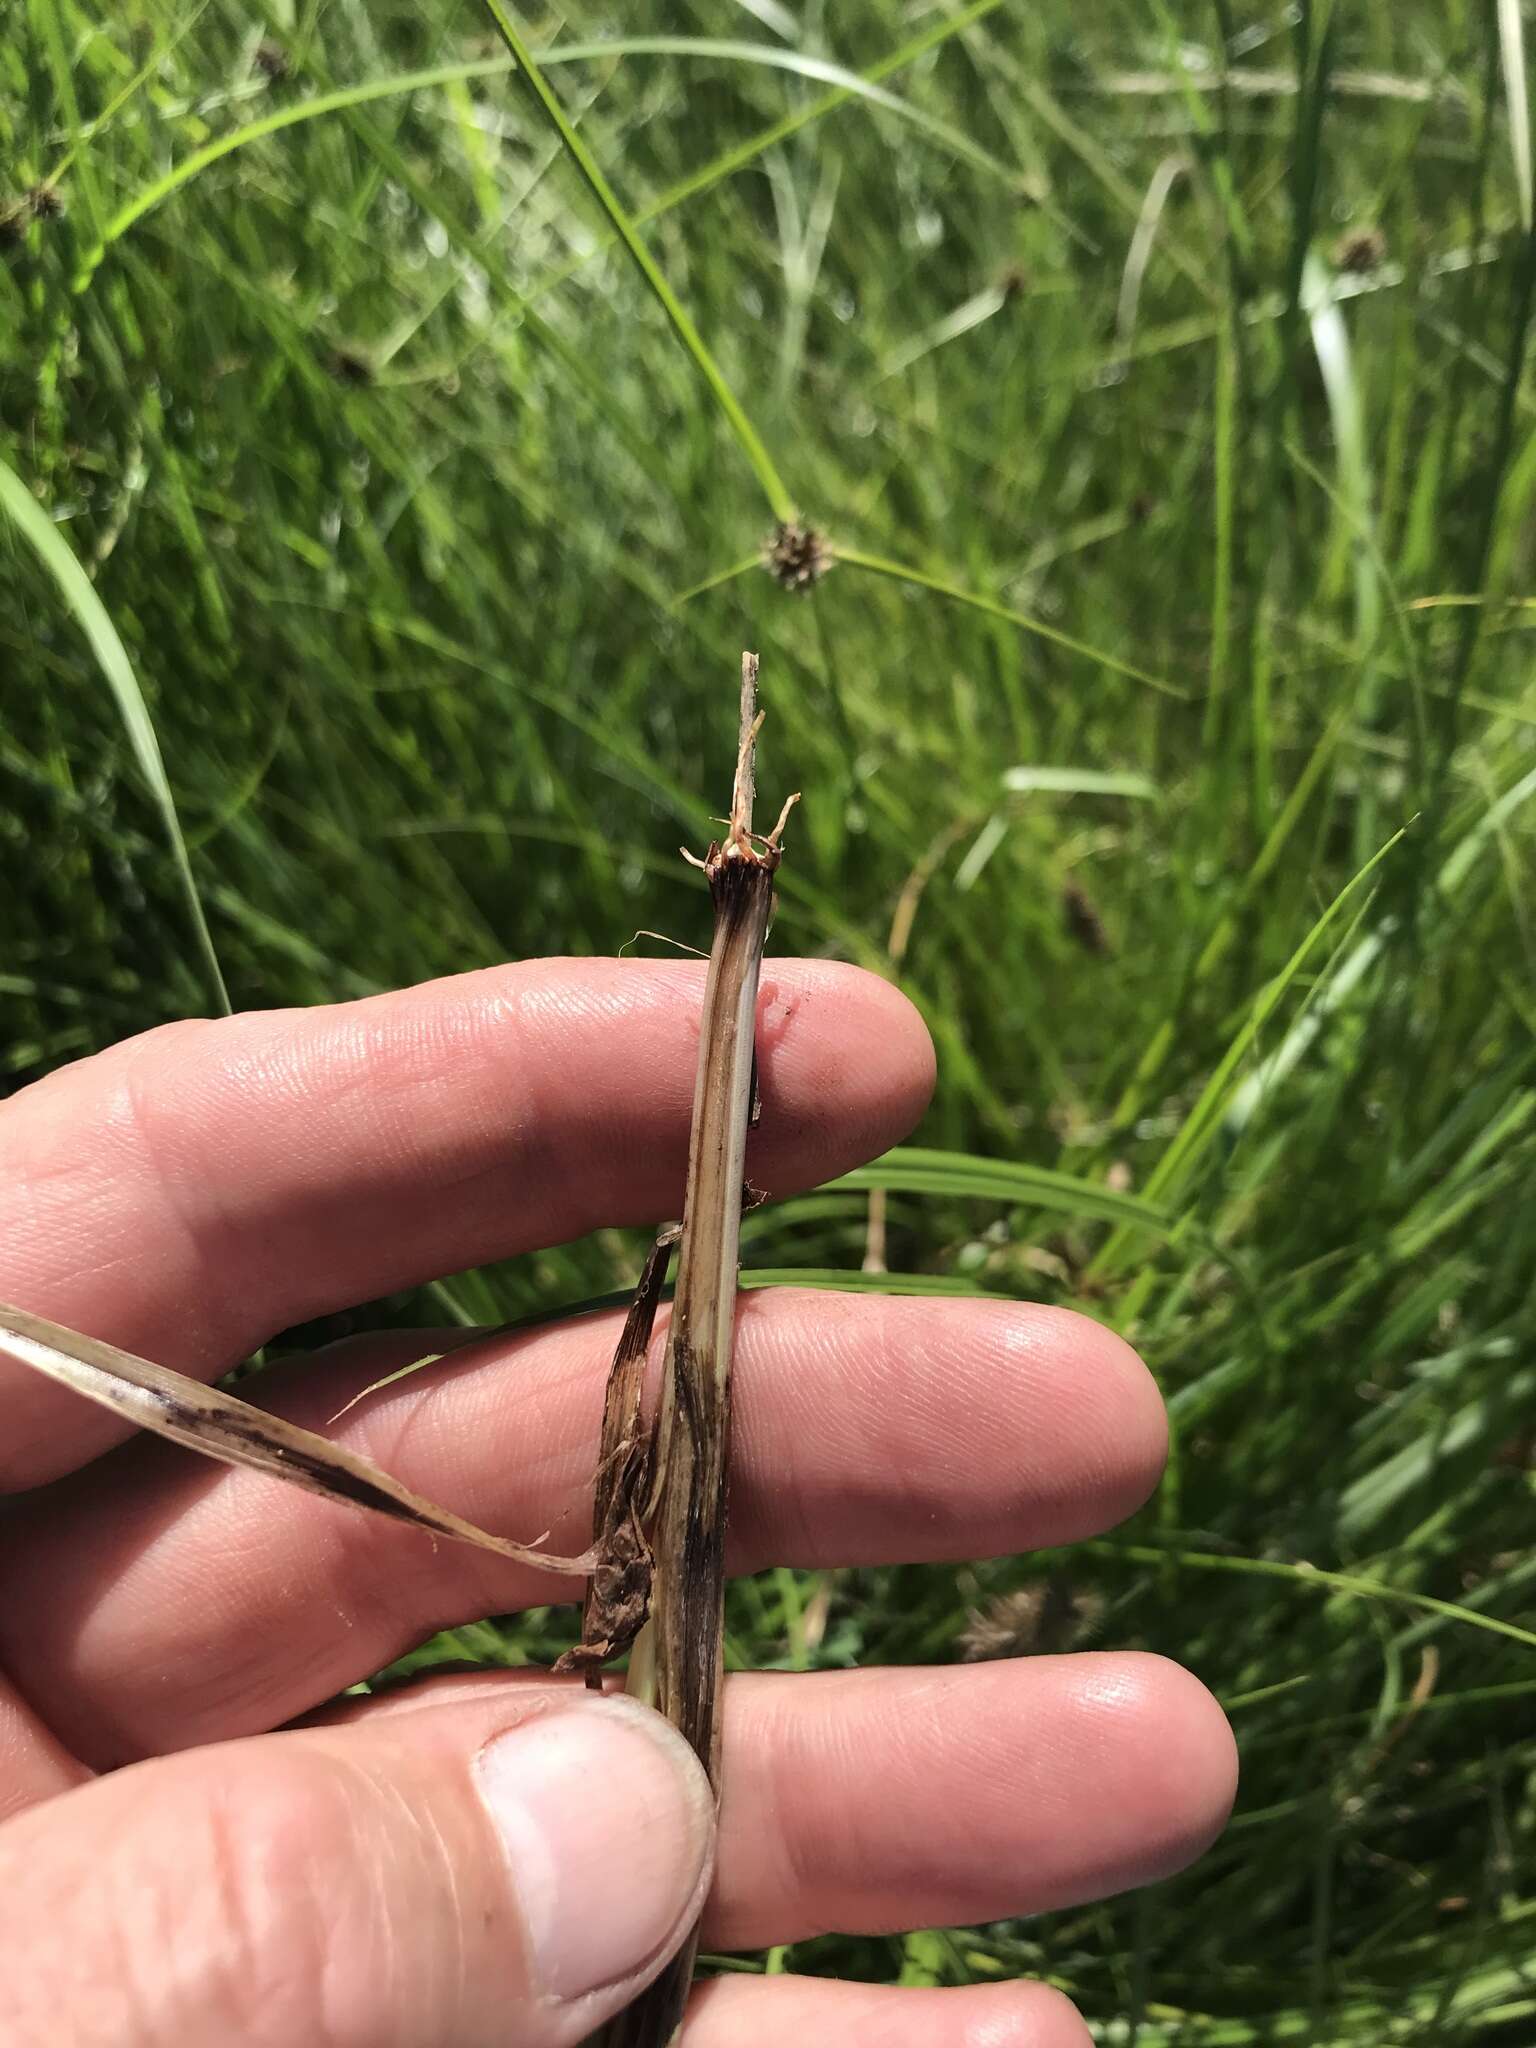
1038, 1309, 1169, 1528
681, 1976, 1092, 2047
721, 1293, 1170, 1572
1143, 1653, 1240, 1862
846, 968, 938, 1136
937, 1303, 1168, 1549
1071, 1652, 1238, 1882
1001, 1983, 1096, 2048
752, 963, 936, 1189
958, 1982, 1094, 2048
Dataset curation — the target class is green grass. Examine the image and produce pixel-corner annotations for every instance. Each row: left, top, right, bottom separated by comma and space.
4, 2, 1536, 2037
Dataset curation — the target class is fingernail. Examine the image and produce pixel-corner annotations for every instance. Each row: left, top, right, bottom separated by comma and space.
475, 1695, 715, 2004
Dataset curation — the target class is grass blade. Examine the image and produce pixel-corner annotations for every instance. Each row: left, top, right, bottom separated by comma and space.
552, 39, 1022, 193
1093, 821, 1410, 1276
606, 0, 1006, 253
1141, 825, 1407, 1205
1498, 0, 1533, 231
831, 546, 1186, 697
834, 1147, 1174, 1234
1003, 765, 1161, 800
476, 0, 795, 521
80, 25, 1012, 292
0, 454, 229, 1013
74, 59, 508, 289
741, 1268, 1011, 1298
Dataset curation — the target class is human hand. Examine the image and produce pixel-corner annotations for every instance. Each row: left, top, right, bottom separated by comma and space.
0, 961, 1235, 2046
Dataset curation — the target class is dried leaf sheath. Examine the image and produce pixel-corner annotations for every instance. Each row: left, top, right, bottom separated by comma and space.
645, 845, 777, 1778
598, 656, 791, 2048
553, 1226, 679, 1686
0, 1302, 594, 1577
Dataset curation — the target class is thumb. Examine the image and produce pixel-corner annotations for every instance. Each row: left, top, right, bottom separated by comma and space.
0, 1687, 716, 2048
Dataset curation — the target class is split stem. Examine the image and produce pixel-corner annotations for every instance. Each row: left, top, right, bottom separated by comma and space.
597, 654, 790, 2047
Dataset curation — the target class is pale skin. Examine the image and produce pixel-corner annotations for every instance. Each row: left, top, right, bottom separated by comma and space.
0, 959, 1237, 2046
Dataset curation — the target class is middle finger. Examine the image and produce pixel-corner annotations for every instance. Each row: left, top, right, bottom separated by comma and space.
0, 1291, 1164, 1765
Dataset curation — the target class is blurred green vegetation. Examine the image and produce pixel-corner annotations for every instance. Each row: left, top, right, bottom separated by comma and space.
4, 2, 1536, 2038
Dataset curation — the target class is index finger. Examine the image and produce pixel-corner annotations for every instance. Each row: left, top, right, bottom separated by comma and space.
0, 959, 932, 1488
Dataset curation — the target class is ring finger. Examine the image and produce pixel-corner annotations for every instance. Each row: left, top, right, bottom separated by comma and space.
317, 1660, 1239, 1949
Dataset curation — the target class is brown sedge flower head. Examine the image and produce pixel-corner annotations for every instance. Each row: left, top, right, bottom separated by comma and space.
3, 185, 64, 241
958, 1577, 1104, 1661
1334, 227, 1387, 275
763, 520, 831, 593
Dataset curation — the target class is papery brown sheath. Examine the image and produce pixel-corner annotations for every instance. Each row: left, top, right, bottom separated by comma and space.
582, 653, 794, 2048
552, 1225, 678, 1687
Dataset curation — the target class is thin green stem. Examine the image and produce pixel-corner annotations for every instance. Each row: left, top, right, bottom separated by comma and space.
832, 546, 1186, 698
1085, 1541, 1536, 1653
476, 0, 796, 521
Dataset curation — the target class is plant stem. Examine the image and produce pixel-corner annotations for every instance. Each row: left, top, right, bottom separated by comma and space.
598, 654, 794, 2047
475, 0, 797, 523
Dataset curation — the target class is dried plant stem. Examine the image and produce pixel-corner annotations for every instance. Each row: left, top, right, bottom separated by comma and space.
595, 654, 793, 2048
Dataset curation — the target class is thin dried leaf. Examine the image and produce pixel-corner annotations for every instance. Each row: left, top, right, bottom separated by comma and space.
0, 1302, 594, 1576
